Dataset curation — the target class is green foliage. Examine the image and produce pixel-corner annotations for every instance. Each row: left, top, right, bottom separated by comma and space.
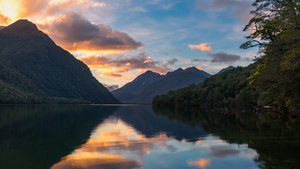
153, 64, 260, 112
244, 0, 300, 113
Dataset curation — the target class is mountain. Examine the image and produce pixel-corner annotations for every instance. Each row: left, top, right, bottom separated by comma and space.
217, 66, 235, 74
103, 84, 119, 92
0, 19, 119, 104
112, 67, 211, 103
153, 64, 258, 110
112, 70, 163, 102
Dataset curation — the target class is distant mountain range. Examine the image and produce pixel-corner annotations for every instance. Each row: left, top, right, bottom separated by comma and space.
112, 67, 212, 103
0, 19, 119, 104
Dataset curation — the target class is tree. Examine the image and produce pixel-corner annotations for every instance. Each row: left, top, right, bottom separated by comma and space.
241, 0, 300, 113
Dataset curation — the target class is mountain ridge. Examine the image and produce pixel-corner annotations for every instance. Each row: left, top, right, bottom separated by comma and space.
0, 19, 119, 104
112, 67, 211, 103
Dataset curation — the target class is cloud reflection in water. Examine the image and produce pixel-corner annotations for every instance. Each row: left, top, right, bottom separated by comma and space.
51, 116, 259, 169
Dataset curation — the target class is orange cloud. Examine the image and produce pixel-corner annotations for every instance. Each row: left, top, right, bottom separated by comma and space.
17, 0, 49, 18
188, 43, 212, 51
0, 0, 106, 23
79, 52, 172, 75
0, 13, 10, 25
51, 119, 171, 169
188, 158, 211, 169
196, 66, 204, 70
0, 1, 141, 53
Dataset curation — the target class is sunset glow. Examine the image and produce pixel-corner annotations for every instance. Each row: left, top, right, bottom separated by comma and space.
0, 0, 19, 20
0, 0, 256, 86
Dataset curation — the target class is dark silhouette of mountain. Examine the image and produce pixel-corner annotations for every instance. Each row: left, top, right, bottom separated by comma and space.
217, 66, 235, 74
0, 19, 119, 104
112, 70, 163, 102
113, 67, 211, 103
113, 106, 206, 142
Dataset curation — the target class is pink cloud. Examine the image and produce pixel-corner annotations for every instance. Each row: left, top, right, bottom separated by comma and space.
188, 43, 212, 51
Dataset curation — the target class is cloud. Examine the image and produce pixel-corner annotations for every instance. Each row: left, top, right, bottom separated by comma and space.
17, 0, 49, 18
175, 49, 182, 52
39, 13, 143, 52
102, 72, 123, 78
0, 0, 107, 23
188, 43, 212, 51
210, 146, 240, 158
191, 59, 209, 63
133, 6, 147, 12
167, 58, 178, 65
188, 158, 211, 169
194, 0, 253, 23
0, 13, 10, 25
196, 66, 204, 70
79, 52, 172, 75
208, 52, 241, 63
44, 0, 107, 16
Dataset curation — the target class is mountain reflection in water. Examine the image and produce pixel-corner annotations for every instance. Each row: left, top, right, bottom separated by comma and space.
1, 105, 298, 169
51, 106, 260, 169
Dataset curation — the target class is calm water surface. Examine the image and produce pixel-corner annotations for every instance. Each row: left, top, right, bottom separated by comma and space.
0, 105, 299, 169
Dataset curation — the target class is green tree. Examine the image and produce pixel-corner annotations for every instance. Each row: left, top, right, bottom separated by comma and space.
241, 0, 300, 113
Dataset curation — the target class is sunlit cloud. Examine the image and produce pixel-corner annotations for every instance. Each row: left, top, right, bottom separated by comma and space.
196, 66, 204, 70
51, 118, 171, 169
79, 52, 172, 75
0, 0, 107, 24
188, 158, 211, 169
0, 13, 10, 25
188, 43, 212, 51
0, 0, 142, 53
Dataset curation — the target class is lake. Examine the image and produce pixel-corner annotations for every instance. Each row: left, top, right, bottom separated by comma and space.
0, 104, 299, 169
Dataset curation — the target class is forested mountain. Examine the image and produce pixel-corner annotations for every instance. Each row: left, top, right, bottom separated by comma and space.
153, 0, 300, 117
0, 19, 119, 104
113, 67, 211, 103
153, 64, 258, 110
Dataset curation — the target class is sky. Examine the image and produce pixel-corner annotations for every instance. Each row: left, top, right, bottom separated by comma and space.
0, 0, 258, 87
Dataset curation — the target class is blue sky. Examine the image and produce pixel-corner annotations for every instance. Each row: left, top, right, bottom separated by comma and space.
0, 0, 257, 87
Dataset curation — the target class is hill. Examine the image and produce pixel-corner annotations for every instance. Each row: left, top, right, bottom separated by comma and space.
112, 67, 211, 103
153, 64, 258, 110
0, 19, 119, 104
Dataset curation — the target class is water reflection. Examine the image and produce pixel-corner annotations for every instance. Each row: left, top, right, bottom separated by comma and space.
1, 105, 297, 169
188, 158, 211, 169
51, 106, 260, 169
154, 106, 300, 169
0, 105, 115, 169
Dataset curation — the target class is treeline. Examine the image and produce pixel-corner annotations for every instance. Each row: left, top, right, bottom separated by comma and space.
153, 0, 300, 117
153, 64, 259, 112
